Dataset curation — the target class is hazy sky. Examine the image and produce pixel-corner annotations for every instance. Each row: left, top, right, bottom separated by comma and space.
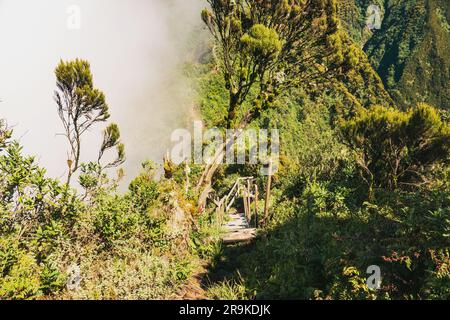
0, 0, 204, 186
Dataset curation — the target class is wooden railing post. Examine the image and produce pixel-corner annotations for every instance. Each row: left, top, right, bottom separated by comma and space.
242, 185, 248, 225
246, 179, 252, 223
254, 184, 259, 228
264, 160, 273, 226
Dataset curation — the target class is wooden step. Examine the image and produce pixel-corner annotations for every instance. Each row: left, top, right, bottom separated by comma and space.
224, 216, 249, 228
224, 220, 248, 228
222, 228, 257, 244
229, 214, 244, 219
221, 211, 257, 244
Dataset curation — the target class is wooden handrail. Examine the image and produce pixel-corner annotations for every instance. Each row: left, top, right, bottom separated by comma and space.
214, 176, 258, 227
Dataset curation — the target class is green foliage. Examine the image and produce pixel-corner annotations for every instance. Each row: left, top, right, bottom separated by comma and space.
240, 24, 282, 60
207, 278, 248, 300
328, 266, 377, 300
189, 211, 223, 260
55, 59, 109, 122
341, 103, 449, 192
54, 59, 110, 184
0, 142, 78, 235
0, 139, 212, 299
338, 0, 385, 45
39, 259, 66, 295
424, 249, 450, 299
202, 0, 345, 127
91, 195, 137, 247
78, 162, 103, 195
0, 253, 41, 299
360, 0, 450, 110
128, 161, 160, 213
68, 254, 182, 300
98, 123, 126, 169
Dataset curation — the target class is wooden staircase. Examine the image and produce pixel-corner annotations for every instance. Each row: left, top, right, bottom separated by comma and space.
222, 212, 257, 244
213, 177, 260, 244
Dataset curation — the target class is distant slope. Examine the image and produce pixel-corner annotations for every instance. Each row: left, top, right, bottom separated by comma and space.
341, 0, 450, 110
339, 0, 385, 46
390, 0, 450, 109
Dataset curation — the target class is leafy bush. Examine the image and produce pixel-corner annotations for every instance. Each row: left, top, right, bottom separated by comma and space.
129, 161, 160, 213
341, 103, 449, 193
0, 141, 212, 299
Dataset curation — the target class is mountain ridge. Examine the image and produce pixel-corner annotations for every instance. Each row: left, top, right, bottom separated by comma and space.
341, 0, 449, 109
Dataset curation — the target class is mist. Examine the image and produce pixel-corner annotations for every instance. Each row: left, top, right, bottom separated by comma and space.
0, 0, 205, 187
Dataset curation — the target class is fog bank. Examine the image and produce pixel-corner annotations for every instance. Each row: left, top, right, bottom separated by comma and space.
0, 0, 204, 186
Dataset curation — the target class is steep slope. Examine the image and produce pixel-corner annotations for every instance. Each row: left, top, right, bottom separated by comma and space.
340, 0, 449, 110
390, 0, 450, 109
339, 0, 385, 46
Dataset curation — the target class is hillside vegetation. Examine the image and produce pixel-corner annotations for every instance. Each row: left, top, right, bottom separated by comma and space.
0, 0, 449, 300
192, 49, 449, 301
340, 0, 450, 110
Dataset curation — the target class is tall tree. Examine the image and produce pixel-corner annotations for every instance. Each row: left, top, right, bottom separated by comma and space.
197, 0, 355, 204
54, 59, 110, 185
201, 0, 345, 129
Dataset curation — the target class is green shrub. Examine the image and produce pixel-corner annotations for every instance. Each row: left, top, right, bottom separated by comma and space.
129, 161, 159, 213
0, 140, 205, 299
341, 103, 449, 193
0, 253, 41, 300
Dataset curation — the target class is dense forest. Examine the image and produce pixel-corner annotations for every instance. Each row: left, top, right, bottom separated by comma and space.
1, 0, 449, 300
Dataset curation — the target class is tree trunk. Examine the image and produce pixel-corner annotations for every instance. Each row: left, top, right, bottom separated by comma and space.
196, 111, 254, 210
226, 92, 239, 129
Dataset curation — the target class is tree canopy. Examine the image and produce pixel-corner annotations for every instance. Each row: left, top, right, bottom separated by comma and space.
202, 0, 347, 127
54, 59, 110, 184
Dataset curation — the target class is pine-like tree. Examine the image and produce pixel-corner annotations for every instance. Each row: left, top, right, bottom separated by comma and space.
54, 59, 110, 185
